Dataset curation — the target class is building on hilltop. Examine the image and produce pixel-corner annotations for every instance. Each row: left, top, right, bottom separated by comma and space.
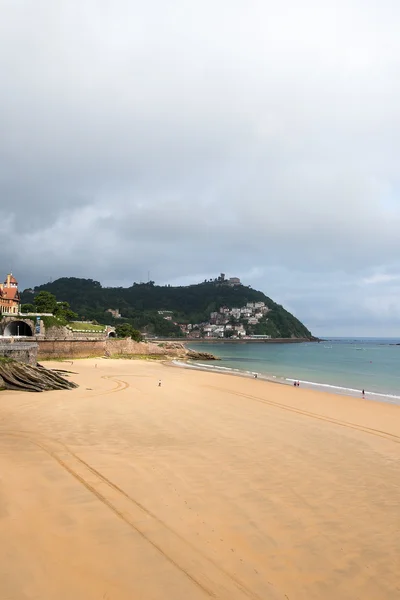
228, 277, 241, 286
0, 273, 20, 315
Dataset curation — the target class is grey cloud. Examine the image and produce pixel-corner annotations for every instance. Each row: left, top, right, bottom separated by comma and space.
1, 0, 400, 334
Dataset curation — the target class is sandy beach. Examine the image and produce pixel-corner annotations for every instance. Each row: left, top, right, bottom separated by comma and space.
0, 358, 399, 600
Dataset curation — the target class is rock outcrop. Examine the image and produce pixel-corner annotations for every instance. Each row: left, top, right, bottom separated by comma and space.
186, 350, 218, 360
104, 339, 217, 360
0, 358, 78, 392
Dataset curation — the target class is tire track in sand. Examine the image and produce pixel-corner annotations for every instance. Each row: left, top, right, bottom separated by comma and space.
204, 385, 400, 445
0, 431, 279, 600
79, 375, 132, 398
95, 375, 130, 396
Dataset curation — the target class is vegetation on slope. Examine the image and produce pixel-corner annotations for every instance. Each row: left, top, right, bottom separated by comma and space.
21, 277, 314, 339
114, 324, 142, 341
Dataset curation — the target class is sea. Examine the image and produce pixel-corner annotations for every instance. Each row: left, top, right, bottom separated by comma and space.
184, 338, 400, 405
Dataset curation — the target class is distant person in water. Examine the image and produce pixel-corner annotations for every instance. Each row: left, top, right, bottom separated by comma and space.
362, 389, 365, 397
254, 373, 258, 379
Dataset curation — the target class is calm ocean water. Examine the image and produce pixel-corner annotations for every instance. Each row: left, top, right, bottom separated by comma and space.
186, 338, 400, 404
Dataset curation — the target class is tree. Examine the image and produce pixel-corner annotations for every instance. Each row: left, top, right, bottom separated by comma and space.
115, 324, 132, 338
34, 291, 57, 313
53, 301, 78, 322
20, 303, 36, 313
32, 292, 78, 322
130, 328, 142, 342
115, 324, 142, 342
224, 329, 235, 338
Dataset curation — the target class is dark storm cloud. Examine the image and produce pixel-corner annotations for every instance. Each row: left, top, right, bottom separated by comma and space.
1, 0, 400, 334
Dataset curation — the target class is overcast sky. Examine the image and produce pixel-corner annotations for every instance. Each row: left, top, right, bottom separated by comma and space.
1, 1, 400, 336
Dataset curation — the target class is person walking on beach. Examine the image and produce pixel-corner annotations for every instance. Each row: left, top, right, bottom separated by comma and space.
158, 380, 162, 387
362, 389, 365, 397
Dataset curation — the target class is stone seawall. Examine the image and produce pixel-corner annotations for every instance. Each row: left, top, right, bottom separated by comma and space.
37, 339, 189, 360
0, 341, 38, 365
38, 340, 106, 359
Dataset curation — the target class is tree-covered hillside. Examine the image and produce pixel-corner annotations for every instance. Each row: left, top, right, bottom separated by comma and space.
21, 277, 314, 339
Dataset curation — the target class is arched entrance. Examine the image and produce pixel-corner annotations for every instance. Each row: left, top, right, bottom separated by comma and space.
3, 320, 33, 337
108, 331, 116, 338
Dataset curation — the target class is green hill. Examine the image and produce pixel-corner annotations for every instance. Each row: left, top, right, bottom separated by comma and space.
21, 276, 314, 339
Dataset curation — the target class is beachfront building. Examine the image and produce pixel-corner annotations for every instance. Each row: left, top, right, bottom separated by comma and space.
203, 325, 225, 338
234, 324, 246, 336
0, 273, 20, 315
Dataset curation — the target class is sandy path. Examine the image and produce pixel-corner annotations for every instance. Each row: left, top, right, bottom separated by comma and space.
0, 358, 399, 599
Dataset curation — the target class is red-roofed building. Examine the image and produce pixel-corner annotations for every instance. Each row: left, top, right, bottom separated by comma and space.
0, 273, 20, 315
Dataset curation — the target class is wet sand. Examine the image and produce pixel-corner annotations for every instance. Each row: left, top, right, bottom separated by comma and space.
0, 358, 399, 599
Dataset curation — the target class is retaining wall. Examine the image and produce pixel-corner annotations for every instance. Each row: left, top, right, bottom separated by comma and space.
43, 327, 106, 340
0, 341, 38, 365
38, 340, 106, 359
37, 338, 186, 360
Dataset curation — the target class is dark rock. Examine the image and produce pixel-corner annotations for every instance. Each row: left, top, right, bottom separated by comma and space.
0, 358, 78, 392
186, 350, 219, 360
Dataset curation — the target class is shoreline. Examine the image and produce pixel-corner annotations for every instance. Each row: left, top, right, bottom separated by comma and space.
170, 358, 400, 406
154, 337, 319, 344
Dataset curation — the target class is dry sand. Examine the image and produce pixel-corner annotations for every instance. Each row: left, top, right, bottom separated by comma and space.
0, 358, 399, 600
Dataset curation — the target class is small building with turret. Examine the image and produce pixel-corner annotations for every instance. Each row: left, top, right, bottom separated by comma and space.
0, 273, 20, 315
